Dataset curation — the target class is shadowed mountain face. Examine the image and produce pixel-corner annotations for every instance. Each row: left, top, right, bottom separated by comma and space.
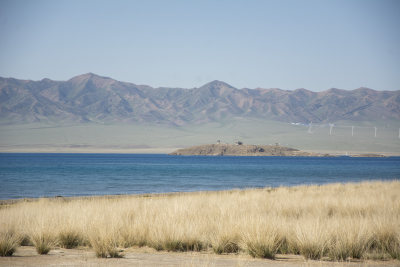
0, 73, 399, 125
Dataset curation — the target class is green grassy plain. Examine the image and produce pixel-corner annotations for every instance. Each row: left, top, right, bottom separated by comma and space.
0, 118, 399, 154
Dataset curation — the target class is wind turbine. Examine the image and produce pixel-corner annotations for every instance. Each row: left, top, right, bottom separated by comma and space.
351, 126, 354, 137
308, 122, 313, 134
329, 123, 334, 135
374, 127, 377, 138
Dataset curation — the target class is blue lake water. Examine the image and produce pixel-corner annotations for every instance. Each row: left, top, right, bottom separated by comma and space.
0, 153, 399, 199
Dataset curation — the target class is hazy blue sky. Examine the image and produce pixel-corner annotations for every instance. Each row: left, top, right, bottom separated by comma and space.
0, 0, 399, 91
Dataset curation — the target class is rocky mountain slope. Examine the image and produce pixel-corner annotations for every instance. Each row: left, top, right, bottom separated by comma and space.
169, 144, 328, 156
1, 73, 399, 125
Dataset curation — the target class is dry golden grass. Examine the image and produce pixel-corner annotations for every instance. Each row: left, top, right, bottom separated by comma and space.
0, 181, 399, 261
0, 229, 20, 256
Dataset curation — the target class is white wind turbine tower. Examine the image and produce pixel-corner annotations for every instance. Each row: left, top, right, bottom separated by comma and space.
374, 127, 377, 138
329, 123, 334, 135
308, 122, 313, 134
351, 126, 354, 137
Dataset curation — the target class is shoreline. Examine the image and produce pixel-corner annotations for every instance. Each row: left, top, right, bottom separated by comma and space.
0, 149, 398, 156
1, 179, 399, 204
0, 190, 211, 205
0, 186, 278, 204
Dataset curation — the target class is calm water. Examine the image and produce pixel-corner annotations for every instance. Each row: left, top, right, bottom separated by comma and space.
0, 153, 399, 199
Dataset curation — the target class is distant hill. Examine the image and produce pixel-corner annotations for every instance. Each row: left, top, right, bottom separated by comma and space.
1, 73, 399, 125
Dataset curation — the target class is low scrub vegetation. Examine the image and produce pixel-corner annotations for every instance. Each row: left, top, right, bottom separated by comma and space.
0, 181, 399, 261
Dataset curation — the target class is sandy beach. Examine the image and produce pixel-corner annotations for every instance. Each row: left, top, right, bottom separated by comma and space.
1, 246, 400, 267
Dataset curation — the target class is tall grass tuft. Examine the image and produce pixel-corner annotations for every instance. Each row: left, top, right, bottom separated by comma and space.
211, 234, 240, 254
88, 228, 122, 258
370, 223, 400, 260
58, 230, 82, 249
294, 221, 330, 260
30, 232, 56, 255
328, 223, 371, 260
0, 230, 20, 257
20, 234, 32, 246
245, 239, 279, 259
90, 237, 122, 258
241, 223, 282, 259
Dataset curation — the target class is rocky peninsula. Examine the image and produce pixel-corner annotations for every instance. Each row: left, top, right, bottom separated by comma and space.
170, 143, 330, 156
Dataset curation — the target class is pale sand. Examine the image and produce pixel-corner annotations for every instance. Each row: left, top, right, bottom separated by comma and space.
0, 246, 398, 267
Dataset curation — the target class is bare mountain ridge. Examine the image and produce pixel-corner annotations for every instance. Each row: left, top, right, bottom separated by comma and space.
0, 73, 399, 125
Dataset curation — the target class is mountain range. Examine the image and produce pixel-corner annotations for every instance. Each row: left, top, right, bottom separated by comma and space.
1, 73, 399, 125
